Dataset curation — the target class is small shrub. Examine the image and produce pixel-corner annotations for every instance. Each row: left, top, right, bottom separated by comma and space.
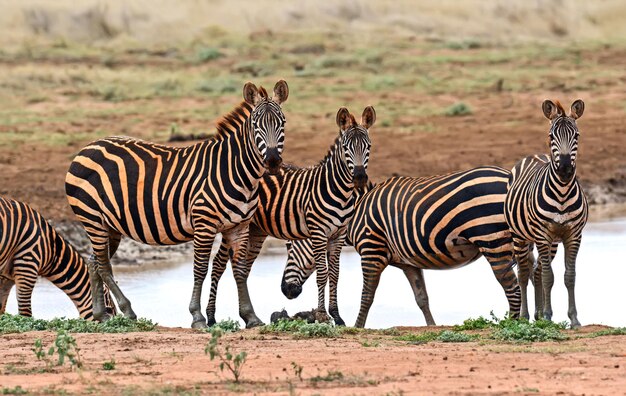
259, 319, 308, 334
208, 318, 241, 333
444, 102, 472, 117
296, 322, 340, 338
195, 79, 238, 94
196, 47, 223, 63
437, 330, 476, 343
454, 316, 495, 330
33, 330, 82, 369
491, 319, 568, 342
103, 359, 116, 370
205, 328, 247, 383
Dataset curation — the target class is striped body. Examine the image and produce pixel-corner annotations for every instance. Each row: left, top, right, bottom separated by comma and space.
504, 99, 588, 326
209, 107, 376, 326
0, 197, 115, 319
346, 167, 521, 327
65, 81, 289, 328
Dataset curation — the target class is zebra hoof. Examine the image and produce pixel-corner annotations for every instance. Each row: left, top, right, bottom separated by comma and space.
245, 318, 265, 329
206, 317, 217, 327
191, 319, 208, 329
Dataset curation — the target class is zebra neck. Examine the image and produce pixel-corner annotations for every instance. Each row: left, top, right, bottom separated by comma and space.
212, 118, 266, 186
324, 145, 355, 200
45, 232, 92, 319
544, 163, 579, 204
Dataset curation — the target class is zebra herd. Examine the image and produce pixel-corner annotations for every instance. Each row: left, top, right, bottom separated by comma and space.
0, 80, 589, 329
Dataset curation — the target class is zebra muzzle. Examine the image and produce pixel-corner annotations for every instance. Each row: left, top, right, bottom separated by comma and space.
281, 279, 303, 299
264, 148, 282, 175
353, 166, 368, 189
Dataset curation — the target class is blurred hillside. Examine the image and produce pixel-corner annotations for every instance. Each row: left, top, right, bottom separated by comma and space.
1, 0, 625, 47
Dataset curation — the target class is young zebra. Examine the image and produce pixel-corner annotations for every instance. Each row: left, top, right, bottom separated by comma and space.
505, 99, 588, 327
208, 106, 376, 326
347, 167, 521, 328
65, 81, 289, 328
0, 196, 116, 319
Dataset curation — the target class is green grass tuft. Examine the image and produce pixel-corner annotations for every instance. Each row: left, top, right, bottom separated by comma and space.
491, 318, 568, 342
454, 316, 495, 330
259, 319, 339, 338
0, 313, 157, 334
195, 47, 223, 62
444, 102, 472, 116
437, 330, 477, 342
207, 318, 241, 333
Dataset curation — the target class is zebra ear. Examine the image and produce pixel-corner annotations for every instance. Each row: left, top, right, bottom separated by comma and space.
570, 99, 584, 120
361, 106, 376, 129
542, 99, 563, 120
243, 82, 261, 106
272, 80, 289, 105
336, 107, 352, 131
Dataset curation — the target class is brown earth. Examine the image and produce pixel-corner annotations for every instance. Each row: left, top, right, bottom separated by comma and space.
1, 326, 624, 395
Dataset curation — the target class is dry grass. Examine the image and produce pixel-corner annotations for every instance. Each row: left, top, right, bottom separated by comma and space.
1, 0, 626, 48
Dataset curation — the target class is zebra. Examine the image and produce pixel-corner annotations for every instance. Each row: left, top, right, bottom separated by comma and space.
345, 167, 521, 328
65, 80, 289, 328
208, 106, 376, 326
0, 196, 116, 319
505, 99, 588, 327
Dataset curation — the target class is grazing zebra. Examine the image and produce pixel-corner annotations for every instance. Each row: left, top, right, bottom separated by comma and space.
0, 196, 116, 319
505, 99, 588, 327
65, 81, 289, 328
346, 167, 521, 328
279, 230, 438, 326
208, 106, 376, 326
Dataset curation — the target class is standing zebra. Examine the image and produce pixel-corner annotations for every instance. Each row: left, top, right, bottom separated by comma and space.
505, 99, 588, 327
346, 167, 521, 328
65, 81, 289, 328
208, 106, 376, 326
0, 196, 115, 320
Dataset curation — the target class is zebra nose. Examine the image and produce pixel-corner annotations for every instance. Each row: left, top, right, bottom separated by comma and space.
557, 154, 574, 178
353, 166, 368, 188
281, 279, 302, 299
264, 148, 282, 175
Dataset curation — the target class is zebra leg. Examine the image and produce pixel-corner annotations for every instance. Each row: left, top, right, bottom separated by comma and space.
355, 252, 389, 328
483, 253, 521, 319
564, 236, 582, 328
228, 223, 265, 328
310, 230, 330, 318
537, 242, 557, 321
0, 277, 14, 314
189, 226, 216, 328
206, 241, 231, 326
13, 260, 38, 317
327, 234, 345, 326
529, 244, 544, 320
514, 238, 532, 320
402, 266, 436, 326
97, 248, 136, 321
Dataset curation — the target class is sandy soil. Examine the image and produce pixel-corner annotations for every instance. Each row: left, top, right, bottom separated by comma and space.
1, 325, 624, 395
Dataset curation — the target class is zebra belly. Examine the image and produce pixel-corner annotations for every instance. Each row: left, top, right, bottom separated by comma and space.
392, 237, 481, 270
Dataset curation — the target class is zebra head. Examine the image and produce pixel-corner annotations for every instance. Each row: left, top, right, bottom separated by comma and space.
542, 99, 584, 182
336, 106, 376, 189
281, 240, 314, 299
243, 80, 289, 175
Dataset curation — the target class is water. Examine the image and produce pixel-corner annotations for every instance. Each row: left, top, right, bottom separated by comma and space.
6, 218, 626, 328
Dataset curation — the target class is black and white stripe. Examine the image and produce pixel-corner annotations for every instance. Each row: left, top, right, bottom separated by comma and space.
0, 196, 115, 319
65, 81, 288, 328
505, 99, 588, 327
346, 167, 521, 328
208, 107, 376, 326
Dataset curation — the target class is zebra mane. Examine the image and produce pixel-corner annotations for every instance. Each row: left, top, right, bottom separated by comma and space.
214, 100, 254, 140
554, 100, 566, 117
